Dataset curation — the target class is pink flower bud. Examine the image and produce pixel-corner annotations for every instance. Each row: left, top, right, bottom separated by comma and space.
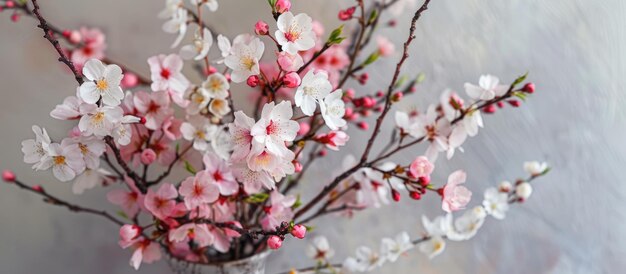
374, 105, 384, 112
62, 29, 71, 38
10, 12, 20, 22
297, 122, 310, 136
318, 149, 328, 157
291, 224, 306, 239
205, 66, 217, 75
121, 72, 139, 88
388, 19, 397, 27
483, 104, 496, 114
362, 97, 376, 108
391, 92, 403, 102
267, 235, 283, 249
277, 51, 304, 72
255, 20, 269, 35
344, 107, 354, 118
358, 73, 369, 85
119, 224, 141, 243
338, 6, 356, 21
247, 75, 260, 87
69, 30, 82, 44
496, 101, 504, 108
32, 185, 44, 192
507, 99, 521, 107
391, 189, 401, 202
68, 127, 82, 138
140, 149, 157, 165
418, 176, 431, 187
344, 89, 355, 100
2, 170, 15, 183
375, 91, 384, 97
139, 116, 147, 124
376, 36, 395, 57
6, 1, 15, 8
282, 72, 301, 88
275, 0, 291, 13
522, 82, 535, 93
357, 121, 369, 130
409, 191, 421, 200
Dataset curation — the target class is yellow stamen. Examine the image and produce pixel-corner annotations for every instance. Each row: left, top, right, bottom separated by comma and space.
96, 79, 108, 91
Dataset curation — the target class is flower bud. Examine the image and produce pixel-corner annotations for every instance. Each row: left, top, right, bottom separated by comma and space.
418, 176, 431, 187
121, 72, 139, 88
391, 189, 401, 202
357, 121, 369, 130
32, 185, 44, 192
507, 99, 521, 107
6, 1, 15, 8
69, 31, 82, 44
275, 0, 291, 13
282, 72, 301, 88
515, 182, 533, 200
291, 224, 306, 239
267, 235, 283, 249
483, 104, 496, 114
140, 149, 157, 165
10, 12, 20, 22
247, 75, 260, 87
498, 181, 512, 193
522, 82, 535, 93
391, 92, 403, 102
297, 122, 310, 136
277, 51, 303, 72
293, 161, 303, 173
409, 191, 421, 200
2, 170, 16, 183
255, 20, 269, 35
119, 224, 142, 243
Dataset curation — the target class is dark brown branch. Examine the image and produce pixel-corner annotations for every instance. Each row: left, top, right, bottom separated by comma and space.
104, 136, 146, 193
30, 0, 83, 85
9, 178, 125, 226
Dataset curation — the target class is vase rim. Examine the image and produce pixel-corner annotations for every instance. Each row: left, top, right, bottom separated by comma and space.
169, 250, 272, 267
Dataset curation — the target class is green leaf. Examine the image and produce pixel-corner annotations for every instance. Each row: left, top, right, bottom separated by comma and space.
245, 193, 270, 204
512, 72, 529, 87
175, 143, 180, 154
513, 91, 527, 101
116, 211, 129, 220
184, 161, 197, 175
305, 225, 315, 232
363, 52, 380, 66
540, 167, 551, 176
416, 72, 426, 84
291, 194, 302, 209
327, 25, 346, 46
368, 9, 379, 25
395, 75, 409, 88
268, 0, 277, 7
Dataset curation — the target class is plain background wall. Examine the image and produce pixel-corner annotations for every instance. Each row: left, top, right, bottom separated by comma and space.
1, 0, 625, 273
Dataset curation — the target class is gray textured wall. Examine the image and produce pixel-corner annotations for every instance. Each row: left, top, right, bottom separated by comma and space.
1, 0, 624, 273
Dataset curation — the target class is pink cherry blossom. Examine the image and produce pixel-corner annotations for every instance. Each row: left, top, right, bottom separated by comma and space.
203, 154, 238, 196
376, 36, 395, 57
277, 51, 304, 72
70, 27, 106, 69
140, 148, 157, 165
250, 101, 299, 157
261, 191, 296, 231
409, 156, 434, 179
169, 223, 214, 248
107, 177, 144, 217
133, 90, 173, 130
315, 130, 349, 151
119, 224, 142, 248
148, 54, 190, 106
128, 238, 162, 270
162, 116, 183, 140
179, 171, 220, 209
229, 111, 255, 161
441, 170, 472, 213
144, 183, 178, 220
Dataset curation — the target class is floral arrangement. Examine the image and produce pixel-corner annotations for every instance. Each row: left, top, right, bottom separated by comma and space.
1, 0, 550, 273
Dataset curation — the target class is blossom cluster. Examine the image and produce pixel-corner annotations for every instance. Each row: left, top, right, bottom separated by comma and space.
1, 0, 548, 272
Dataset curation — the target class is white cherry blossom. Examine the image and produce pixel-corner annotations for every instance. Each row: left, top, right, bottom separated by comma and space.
162, 8, 188, 48
78, 105, 124, 137
224, 36, 264, 83
229, 111, 255, 161
275, 12, 315, 54
320, 90, 347, 130
482, 187, 509, 220
38, 141, 86, 182
464, 74, 509, 100
191, 0, 218, 12
181, 115, 218, 151
79, 59, 124, 106
295, 70, 332, 116
180, 28, 213, 60
201, 73, 229, 99
250, 101, 299, 157
21, 125, 51, 170
381, 232, 414, 262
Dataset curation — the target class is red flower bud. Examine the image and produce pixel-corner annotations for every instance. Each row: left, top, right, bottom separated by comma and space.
2, 170, 15, 183
507, 100, 521, 107
247, 75, 260, 87
409, 191, 421, 200
391, 189, 401, 202
483, 104, 496, 114
522, 82, 535, 93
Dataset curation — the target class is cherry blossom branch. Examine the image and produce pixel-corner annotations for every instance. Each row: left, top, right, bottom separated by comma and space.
104, 136, 146, 193
293, 0, 432, 220
337, 0, 367, 89
194, 219, 291, 239
7, 177, 125, 226
275, 263, 343, 274
29, 0, 83, 85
